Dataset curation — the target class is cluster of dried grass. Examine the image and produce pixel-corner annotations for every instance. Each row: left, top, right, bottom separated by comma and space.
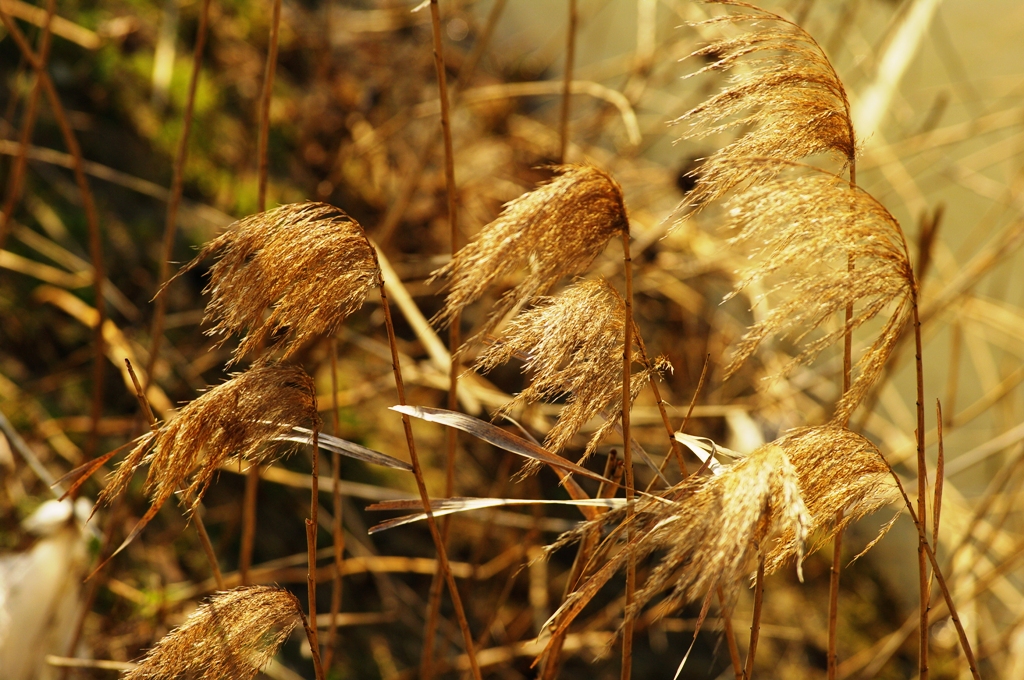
7, 0, 1017, 678
87, 2, 948, 677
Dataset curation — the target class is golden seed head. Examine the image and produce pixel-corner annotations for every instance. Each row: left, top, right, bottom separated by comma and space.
474, 278, 659, 462
100, 364, 320, 540
431, 165, 628, 342
123, 586, 301, 680
675, 1, 855, 209
172, 202, 379, 365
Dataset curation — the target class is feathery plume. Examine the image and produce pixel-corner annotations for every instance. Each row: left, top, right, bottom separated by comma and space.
430, 165, 628, 340
675, 1, 855, 208
124, 586, 301, 680
473, 279, 664, 461
763, 426, 899, 573
170, 202, 379, 364
721, 159, 912, 418
99, 364, 320, 548
542, 439, 809, 642
543, 424, 898, 638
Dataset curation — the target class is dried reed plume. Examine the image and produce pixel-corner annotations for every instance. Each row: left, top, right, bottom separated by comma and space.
430, 165, 628, 340
98, 364, 319, 546
675, 1, 855, 208
169, 202, 379, 364
474, 279, 663, 461
545, 424, 898, 637
763, 426, 899, 573
722, 159, 912, 419
124, 586, 301, 680
543, 440, 809, 641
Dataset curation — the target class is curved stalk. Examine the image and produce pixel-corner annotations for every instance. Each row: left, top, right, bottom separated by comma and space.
620, 230, 635, 680
375, 264, 482, 680
559, 0, 578, 163
420, 2, 462, 677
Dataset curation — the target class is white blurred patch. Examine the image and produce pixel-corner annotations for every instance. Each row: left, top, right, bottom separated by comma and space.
0, 498, 93, 680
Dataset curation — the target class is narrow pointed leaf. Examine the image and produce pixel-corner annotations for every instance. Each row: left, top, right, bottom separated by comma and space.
390, 405, 612, 485
278, 427, 412, 471
365, 496, 626, 533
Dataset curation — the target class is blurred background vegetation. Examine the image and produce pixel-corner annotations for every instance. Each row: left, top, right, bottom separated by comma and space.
1, 0, 1022, 678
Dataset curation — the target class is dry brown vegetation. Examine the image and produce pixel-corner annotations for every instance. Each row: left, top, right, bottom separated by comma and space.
2, 1, 1024, 680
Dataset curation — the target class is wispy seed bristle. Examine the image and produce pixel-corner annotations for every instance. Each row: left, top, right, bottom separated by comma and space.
99, 364, 320, 543
430, 165, 628, 342
675, 1, 854, 209
170, 202, 379, 364
473, 278, 659, 462
123, 586, 301, 680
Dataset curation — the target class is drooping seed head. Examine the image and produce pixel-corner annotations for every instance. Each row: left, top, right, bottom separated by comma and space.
99, 364, 320, 545
171, 202, 379, 364
764, 425, 899, 572
474, 278, 662, 462
123, 586, 301, 680
430, 165, 628, 342
675, 1, 855, 209
721, 159, 913, 419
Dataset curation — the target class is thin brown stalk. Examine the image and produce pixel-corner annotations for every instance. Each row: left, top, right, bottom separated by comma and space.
257, 0, 282, 211
0, 10, 106, 457
830, 156, 856, 674
0, 0, 55, 251
375, 257, 482, 680
193, 508, 226, 591
912, 283, 930, 680
881, 461, 980, 680
146, 0, 211, 399
634, 331, 686, 479
306, 421, 325, 680
559, 0, 578, 164
145, 0, 212, 396
239, 467, 258, 585
827, 508, 843, 680
933, 400, 944, 550
421, 1, 461, 676
743, 557, 765, 680
643, 352, 708, 491
620, 230, 635, 680
540, 451, 622, 680
323, 339, 345, 673
717, 585, 743, 680
374, 0, 505, 251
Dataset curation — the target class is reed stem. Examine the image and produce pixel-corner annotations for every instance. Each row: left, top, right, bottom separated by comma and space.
827, 508, 843, 679
420, 2, 462, 677
828, 155, 858, 679
620, 230, 635, 680
375, 266, 482, 680
882, 460, 980, 680
305, 421, 325, 680
744, 558, 765, 680
912, 284, 930, 680
256, 0, 282, 211
239, 468, 258, 585
323, 340, 345, 672
239, 0, 282, 591
0, 0, 55, 251
559, 0, 578, 164
717, 585, 743, 680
